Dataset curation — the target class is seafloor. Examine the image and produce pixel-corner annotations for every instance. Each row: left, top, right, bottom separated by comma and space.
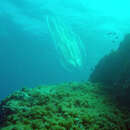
0, 82, 130, 130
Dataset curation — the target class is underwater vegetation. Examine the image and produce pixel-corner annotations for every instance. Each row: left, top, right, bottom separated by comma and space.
0, 82, 130, 130
46, 15, 86, 71
89, 33, 130, 107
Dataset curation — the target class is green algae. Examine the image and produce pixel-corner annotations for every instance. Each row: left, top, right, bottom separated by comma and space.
0, 82, 130, 130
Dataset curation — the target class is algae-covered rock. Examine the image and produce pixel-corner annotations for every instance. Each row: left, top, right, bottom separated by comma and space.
0, 82, 130, 129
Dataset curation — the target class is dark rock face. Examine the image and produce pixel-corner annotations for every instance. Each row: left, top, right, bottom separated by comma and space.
89, 34, 130, 107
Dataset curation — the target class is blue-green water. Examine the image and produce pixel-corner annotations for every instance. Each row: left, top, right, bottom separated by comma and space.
0, 0, 130, 100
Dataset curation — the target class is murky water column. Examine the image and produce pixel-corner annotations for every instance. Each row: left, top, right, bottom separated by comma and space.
46, 16, 86, 71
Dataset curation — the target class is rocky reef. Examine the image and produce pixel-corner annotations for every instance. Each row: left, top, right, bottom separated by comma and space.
0, 82, 130, 130
89, 34, 130, 107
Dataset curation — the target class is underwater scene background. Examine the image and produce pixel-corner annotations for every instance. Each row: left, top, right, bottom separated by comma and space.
1, 0, 130, 100
1, 0, 130, 129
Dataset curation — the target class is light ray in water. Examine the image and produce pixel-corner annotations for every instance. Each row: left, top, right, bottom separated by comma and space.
46, 15, 86, 71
